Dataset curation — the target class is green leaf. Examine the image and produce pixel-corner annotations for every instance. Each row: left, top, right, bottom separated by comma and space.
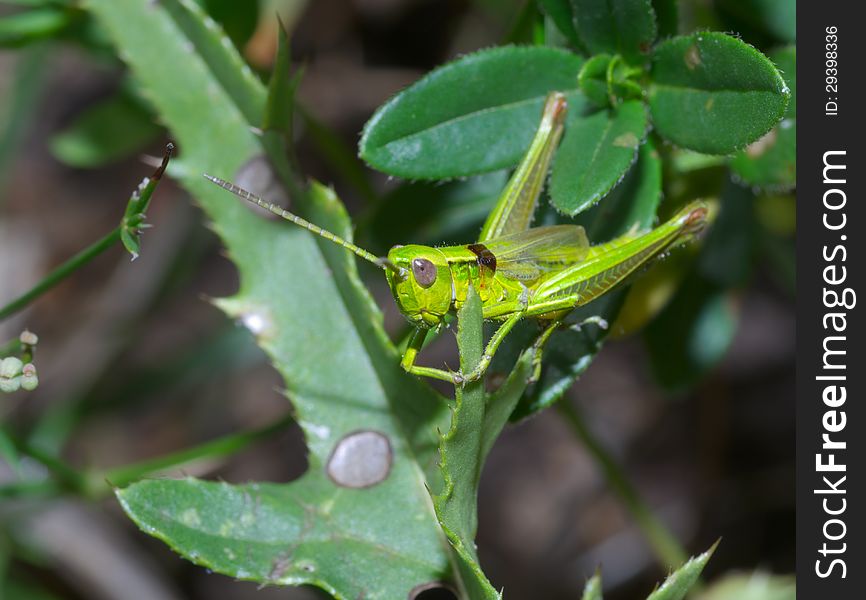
570, 0, 657, 65
509, 140, 662, 418
645, 542, 717, 600
49, 92, 162, 168
262, 18, 299, 137
159, 0, 265, 125
537, 0, 584, 49
434, 287, 532, 597
581, 571, 603, 600
578, 54, 614, 107
730, 46, 796, 190
649, 32, 789, 154
363, 171, 506, 254
550, 100, 647, 215
579, 136, 662, 240
359, 45, 586, 179
87, 1, 455, 597
696, 571, 795, 600
578, 54, 644, 109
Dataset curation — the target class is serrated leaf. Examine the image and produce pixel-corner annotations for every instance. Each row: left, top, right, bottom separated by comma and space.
537, 0, 584, 49
508, 141, 661, 419
87, 1, 455, 597
49, 92, 162, 168
645, 542, 717, 600
550, 100, 647, 215
160, 0, 265, 125
581, 571, 603, 600
649, 32, 789, 154
434, 287, 532, 597
359, 45, 586, 179
570, 0, 657, 65
730, 46, 796, 190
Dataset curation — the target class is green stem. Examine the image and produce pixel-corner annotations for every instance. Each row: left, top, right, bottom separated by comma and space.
100, 413, 296, 490
0, 228, 120, 321
557, 400, 688, 568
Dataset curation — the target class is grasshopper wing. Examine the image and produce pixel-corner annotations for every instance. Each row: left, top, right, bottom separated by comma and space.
480, 225, 589, 281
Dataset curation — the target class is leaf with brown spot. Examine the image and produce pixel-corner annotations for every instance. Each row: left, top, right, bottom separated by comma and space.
90, 1, 457, 598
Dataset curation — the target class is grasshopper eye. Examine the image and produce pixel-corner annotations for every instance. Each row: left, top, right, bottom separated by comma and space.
412, 258, 437, 288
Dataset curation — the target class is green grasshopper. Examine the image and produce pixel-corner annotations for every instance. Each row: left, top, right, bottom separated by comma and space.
205, 92, 709, 386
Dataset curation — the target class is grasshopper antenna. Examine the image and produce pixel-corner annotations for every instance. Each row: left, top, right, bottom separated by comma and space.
204, 174, 399, 273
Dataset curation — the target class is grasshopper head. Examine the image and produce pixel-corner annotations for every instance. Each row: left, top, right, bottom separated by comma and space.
384, 245, 452, 328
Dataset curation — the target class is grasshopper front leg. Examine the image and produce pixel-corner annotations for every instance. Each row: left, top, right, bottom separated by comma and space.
401, 312, 526, 386
400, 327, 462, 384
457, 310, 525, 385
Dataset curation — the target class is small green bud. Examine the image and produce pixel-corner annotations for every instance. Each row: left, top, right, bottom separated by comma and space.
1, 356, 23, 379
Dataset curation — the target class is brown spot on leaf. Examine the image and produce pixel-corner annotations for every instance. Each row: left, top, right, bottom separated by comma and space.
685, 44, 701, 70
613, 132, 640, 149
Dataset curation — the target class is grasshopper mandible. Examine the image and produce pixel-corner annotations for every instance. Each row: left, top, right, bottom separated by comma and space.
205, 92, 709, 386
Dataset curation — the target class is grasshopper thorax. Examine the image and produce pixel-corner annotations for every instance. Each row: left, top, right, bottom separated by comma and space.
385, 245, 452, 328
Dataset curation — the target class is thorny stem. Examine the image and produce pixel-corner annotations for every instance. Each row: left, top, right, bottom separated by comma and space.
557, 400, 688, 569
